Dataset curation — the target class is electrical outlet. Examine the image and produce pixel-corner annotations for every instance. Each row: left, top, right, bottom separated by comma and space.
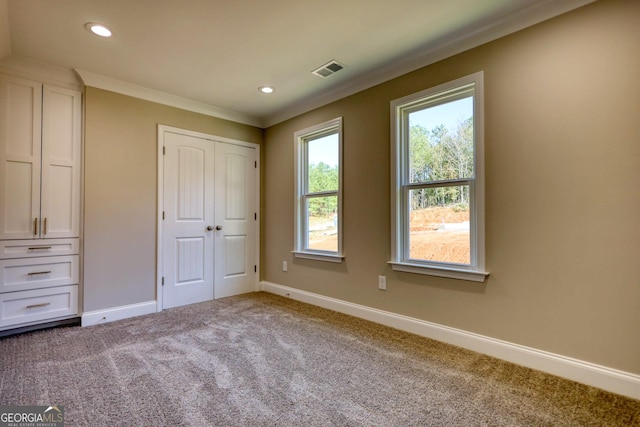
283, 261, 288, 272
378, 275, 387, 291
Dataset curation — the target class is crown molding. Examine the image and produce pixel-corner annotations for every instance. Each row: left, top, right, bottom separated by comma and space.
2, 0, 595, 129
262, 0, 595, 128
0, 55, 83, 90
75, 69, 262, 128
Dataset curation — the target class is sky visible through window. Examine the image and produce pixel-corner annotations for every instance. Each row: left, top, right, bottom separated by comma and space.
308, 133, 338, 167
409, 96, 472, 131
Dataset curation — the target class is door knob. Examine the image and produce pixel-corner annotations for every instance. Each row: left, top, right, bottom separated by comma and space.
215, 225, 223, 231
206, 226, 214, 231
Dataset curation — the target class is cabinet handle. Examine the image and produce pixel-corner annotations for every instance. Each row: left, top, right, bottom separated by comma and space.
26, 302, 50, 309
28, 271, 52, 276
28, 246, 52, 251
34, 217, 38, 235
43, 217, 47, 235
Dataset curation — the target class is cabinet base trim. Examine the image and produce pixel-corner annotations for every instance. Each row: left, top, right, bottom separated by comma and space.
260, 281, 640, 400
81, 300, 157, 327
0, 317, 79, 337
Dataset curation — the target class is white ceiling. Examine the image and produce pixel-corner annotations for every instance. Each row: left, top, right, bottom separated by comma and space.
0, 0, 593, 127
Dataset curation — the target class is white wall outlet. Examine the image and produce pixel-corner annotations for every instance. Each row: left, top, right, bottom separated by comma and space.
283, 261, 288, 272
378, 275, 387, 291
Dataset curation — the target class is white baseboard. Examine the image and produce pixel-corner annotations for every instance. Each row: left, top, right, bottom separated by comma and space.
81, 300, 157, 327
260, 281, 640, 400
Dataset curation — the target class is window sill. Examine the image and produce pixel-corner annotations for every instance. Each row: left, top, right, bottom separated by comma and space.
388, 261, 489, 282
293, 251, 344, 263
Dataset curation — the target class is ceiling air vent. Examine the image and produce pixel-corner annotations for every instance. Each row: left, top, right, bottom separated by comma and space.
312, 60, 345, 78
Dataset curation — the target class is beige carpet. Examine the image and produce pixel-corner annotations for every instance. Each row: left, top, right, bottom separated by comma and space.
1, 292, 638, 426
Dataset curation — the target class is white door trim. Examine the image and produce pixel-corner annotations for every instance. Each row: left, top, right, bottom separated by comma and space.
156, 124, 260, 311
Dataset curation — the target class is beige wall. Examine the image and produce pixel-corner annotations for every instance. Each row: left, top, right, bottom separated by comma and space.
263, 0, 640, 374
83, 87, 263, 312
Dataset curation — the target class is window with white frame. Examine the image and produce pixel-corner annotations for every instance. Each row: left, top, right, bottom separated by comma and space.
390, 72, 488, 281
293, 117, 343, 262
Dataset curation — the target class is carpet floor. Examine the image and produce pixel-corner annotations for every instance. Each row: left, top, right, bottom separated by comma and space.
0, 292, 638, 426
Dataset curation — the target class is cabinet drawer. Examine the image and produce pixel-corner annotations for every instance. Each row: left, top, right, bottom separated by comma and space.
0, 285, 78, 329
0, 255, 78, 293
0, 239, 79, 259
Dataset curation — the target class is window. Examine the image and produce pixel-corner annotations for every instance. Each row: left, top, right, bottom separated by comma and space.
294, 117, 343, 262
390, 72, 488, 281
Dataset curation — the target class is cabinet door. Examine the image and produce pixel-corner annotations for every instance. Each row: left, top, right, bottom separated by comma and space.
0, 76, 42, 240
40, 85, 81, 238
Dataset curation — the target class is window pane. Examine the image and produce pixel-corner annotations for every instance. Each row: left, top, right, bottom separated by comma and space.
306, 195, 338, 252
307, 133, 339, 193
408, 96, 474, 183
408, 186, 470, 264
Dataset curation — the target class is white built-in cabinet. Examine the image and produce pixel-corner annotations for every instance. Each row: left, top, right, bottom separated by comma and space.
0, 74, 81, 331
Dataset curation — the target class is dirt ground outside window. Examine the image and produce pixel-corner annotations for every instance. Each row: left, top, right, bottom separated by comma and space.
308, 207, 470, 264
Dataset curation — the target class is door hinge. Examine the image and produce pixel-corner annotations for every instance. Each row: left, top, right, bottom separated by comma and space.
163, 146, 166, 155
161, 277, 165, 286
254, 265, 257, 273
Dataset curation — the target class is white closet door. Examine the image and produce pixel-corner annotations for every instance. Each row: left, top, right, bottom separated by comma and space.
160, 128, 258, 309
162, 132, 215, 309
213, 142, 256, 299
40, 85, 81, 238
0, 76, 42, 240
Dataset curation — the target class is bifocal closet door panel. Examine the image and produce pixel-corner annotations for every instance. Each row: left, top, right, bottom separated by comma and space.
213, 142, 257, 299
162, 131, 215, 309
0, 76, 42, 240
40, 85, 81, 239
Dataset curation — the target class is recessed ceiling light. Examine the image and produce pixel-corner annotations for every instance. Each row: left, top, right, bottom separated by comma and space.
85, 22, 112, 38
258, 86, 274, 94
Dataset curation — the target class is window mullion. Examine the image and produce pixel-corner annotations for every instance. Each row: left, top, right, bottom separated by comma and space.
404, 179, 473, 191
306, 190, 338, 198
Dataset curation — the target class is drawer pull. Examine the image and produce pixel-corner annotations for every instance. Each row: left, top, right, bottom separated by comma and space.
26, 302, 51, 309
28, 271, 52, 276
28, 246, 52, 251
